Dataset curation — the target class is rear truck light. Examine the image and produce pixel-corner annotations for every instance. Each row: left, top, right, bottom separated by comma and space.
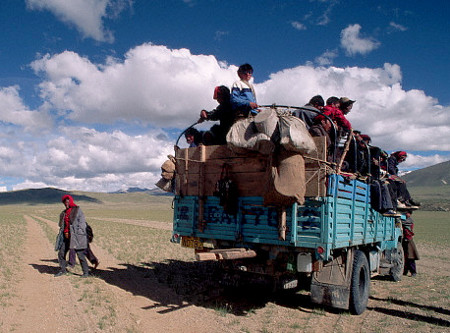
170, 233, 180, 243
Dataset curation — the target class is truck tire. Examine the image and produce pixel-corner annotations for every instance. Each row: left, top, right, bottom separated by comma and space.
390, 242, 404, 282
349, 250, 370, 315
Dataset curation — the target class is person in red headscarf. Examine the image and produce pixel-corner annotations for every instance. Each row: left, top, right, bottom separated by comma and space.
55, 194, 96, 277
199, 85, 234, 145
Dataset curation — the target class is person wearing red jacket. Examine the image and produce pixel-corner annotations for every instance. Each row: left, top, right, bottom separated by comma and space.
322, 96, 352, 132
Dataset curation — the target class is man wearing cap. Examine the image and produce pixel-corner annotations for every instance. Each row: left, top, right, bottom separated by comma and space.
339, 97, 355, 115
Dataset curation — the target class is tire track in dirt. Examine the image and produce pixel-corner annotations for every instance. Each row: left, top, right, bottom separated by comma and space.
31, 215, 222, 333
2, 215, 96, 332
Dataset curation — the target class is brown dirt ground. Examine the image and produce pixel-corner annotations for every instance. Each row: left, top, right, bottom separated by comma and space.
1, 214, 449, 333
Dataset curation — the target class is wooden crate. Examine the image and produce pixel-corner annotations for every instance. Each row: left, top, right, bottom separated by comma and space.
175, 136, 328, 198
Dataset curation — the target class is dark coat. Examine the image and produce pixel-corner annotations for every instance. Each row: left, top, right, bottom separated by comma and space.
59, 206, 88, 250
402, 217, 420, 260
403, 239, 420, 260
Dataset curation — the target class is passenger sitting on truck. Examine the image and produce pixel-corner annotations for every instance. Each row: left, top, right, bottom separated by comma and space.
387, 151, 420, 209
343, 130, 370, 175
309, 114, 334, 162
231, 63, 259, 117
199, 86, 234, 145
294, 95, 325, 129
322, 96, 352, 133
184, 128, 203, 147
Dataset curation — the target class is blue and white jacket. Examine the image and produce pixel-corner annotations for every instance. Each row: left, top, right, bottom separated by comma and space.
231, 79, 257, 116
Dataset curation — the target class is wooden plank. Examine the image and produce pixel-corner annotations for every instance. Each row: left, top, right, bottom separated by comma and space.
176, 155, 269, 175
221, 250, 257, 260
184, 171, 269, 196
195, 252, 218, 261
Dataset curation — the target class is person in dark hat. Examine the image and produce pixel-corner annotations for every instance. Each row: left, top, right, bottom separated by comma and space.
339, 97, 355, 115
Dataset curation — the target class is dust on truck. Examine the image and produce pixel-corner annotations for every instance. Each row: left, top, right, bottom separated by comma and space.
170, 106, 404, 315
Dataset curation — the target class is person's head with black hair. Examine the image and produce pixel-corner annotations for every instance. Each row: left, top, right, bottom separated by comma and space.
326, 96, 340, 107
237, 63, 254, 82
185, 128, 202, 147
308, 95, 325, 109
213, 85, 230, 104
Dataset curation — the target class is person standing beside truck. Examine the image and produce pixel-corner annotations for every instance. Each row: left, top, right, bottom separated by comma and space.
231, 63, 259, 117
402, 210, 420, 276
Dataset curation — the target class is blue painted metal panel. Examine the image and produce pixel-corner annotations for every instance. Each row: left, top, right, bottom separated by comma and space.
173, 173, 400, 258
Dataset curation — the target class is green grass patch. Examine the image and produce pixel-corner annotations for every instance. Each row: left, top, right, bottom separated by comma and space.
412, 211, 449, 246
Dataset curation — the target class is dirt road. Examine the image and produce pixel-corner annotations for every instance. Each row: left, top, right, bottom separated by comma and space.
1, 214, 448, 333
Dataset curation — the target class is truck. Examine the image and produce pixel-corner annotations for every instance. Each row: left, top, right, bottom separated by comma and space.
170, 105, 404, 315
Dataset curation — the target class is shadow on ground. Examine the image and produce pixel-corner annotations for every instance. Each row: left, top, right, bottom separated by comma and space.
94, 260, 317, 316
369, 296, 450, 327
30, 258, 450, 325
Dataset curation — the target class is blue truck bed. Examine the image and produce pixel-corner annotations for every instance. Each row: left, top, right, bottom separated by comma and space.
173, 174, 401, 260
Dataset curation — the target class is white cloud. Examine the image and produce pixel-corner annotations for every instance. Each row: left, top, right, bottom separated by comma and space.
2, 126, 173, 192
214, 30, 229, 41
401, 153, 450, 171
389, 22, 407, 32
340, 24, 381, 56
2, 45, 449, 192
291, 21, 307, 30
31, 45, 237, 127
257, 63, 450, 151
315, 49, 338, 66
25, 0, 131, 42
0, 85, 52, 132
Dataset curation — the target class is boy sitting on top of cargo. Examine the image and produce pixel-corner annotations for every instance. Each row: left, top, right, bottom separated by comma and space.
231, 63, 259, 117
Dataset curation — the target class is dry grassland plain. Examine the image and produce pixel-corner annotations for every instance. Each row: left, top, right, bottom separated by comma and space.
0, 192, 449, 333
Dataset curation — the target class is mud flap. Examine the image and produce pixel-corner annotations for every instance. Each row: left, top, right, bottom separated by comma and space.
310, 249, 354, 310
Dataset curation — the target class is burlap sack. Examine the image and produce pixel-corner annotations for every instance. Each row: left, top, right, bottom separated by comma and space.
278, 115, 316, 154
264, 149, 306, 206
155, 177, 173, 192
254, 108, 279, 139
226, 118, 274, 155
160, 155, 176, 180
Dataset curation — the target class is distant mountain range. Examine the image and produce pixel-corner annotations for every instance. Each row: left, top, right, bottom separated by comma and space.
0, 161, 447, 205
403, 160, 450, 187
0, 186, 172, 205
111, 187, 172, 196
0, 188, 102, 205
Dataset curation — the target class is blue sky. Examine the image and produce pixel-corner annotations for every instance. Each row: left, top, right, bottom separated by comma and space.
0, 0, 449, 192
